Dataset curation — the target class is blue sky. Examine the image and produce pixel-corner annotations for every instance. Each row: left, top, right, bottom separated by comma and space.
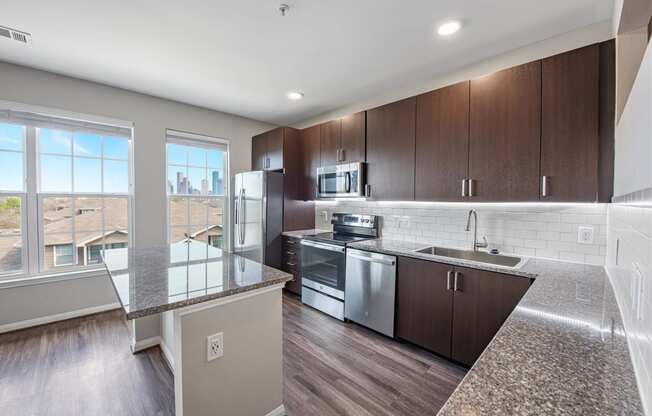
0, 123, 129, 193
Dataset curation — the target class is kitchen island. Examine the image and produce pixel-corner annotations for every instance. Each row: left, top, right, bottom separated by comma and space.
103, 241, 292, 416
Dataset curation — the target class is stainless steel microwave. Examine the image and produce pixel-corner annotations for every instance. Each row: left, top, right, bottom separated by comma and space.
317, 162, 365, 198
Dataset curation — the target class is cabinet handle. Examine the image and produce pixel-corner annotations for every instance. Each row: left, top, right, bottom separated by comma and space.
340, 148, 345, 162
461, 179, 467, 197
542, 175, 548, 197
468, 179, 474, 197
364, 184, 371, 198
286, 262, 297, 267
453, 271, 461, 292
447, 270, 453, 291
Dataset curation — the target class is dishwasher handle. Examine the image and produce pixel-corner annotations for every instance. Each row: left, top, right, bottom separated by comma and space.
347, 250, 396, 266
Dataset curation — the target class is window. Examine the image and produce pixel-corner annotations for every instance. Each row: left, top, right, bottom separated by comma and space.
0, 123, 26, 276
88, 242, 126, 264
0, 108, 132, 279
166, 131, 227, 248
53, 244, 74, 266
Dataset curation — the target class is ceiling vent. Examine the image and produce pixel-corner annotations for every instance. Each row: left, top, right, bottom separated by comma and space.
0, 25, 31, 44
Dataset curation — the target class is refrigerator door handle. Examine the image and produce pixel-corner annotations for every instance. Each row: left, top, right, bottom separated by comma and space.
239, 189, 246, 245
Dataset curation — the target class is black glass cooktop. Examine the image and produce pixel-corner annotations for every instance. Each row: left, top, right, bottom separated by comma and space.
303, 232, 372, 246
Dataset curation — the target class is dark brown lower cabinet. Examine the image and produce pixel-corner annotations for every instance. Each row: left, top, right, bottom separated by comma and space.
282, 236, 302, 295
397, 257, 454, 357
396, 257, 531, 366
450, 265, 531, 366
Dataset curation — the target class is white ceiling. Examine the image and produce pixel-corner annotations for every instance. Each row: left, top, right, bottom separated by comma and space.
0, 1, 614, 125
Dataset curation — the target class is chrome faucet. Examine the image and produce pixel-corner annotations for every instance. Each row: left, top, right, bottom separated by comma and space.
465, 210, 488, 251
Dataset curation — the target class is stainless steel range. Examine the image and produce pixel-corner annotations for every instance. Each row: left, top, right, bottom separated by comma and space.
300, 213, 379, 320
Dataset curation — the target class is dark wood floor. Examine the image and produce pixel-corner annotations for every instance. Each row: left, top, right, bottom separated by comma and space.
0, 294, 466, 416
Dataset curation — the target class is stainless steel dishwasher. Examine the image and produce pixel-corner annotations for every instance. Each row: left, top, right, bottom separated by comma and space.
344, 248, 397, 337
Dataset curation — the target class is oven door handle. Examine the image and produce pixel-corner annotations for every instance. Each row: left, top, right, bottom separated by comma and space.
300, 240, 345, 253
345, 172, 351, 193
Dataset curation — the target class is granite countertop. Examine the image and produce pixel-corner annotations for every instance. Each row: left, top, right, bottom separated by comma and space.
348, 238, 644, 416
281, 229, 330, 239
102, 241, 292, 319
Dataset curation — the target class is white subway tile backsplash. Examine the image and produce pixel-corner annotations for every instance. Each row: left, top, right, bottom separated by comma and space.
316, 201, 608, 265
607, 203, 652, 415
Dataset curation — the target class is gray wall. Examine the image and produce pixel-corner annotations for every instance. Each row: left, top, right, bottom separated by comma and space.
0, 60, 273, 329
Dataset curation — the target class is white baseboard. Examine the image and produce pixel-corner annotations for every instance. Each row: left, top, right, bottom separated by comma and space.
130, 335, 161, 353
160, 339, 175, 373
0, 302, 121, 334
265, 405, 286, 416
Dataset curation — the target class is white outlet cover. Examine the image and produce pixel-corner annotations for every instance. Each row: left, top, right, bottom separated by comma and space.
207, 332, 224, 362
577, 226, 594, 244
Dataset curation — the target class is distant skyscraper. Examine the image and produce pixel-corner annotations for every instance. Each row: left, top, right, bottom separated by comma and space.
201, 179, 209, 195
176, 171, 189, 194
212, 171, 223, 195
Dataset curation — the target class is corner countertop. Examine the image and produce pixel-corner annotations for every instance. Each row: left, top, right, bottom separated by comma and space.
102, 241, 292, 320
281, 229, 330, 239
348, 238, 644, 416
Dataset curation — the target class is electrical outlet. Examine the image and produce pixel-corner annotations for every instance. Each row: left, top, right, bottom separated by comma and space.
577, 226, 594, 244
207, 332, 223, 362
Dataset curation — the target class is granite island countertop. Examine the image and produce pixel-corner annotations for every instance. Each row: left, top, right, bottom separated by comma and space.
102, 241, 292, 319
348, 238, 644, 416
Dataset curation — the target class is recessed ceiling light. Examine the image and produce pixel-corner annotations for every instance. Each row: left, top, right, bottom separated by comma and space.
287, 91, 304, 100
437, 20, 461, 36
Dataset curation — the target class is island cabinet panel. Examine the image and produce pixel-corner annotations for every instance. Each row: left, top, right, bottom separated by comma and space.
415, 81, 470, 201
541, 44, 600, 202
320, 119, 341, 166
450, 266, 531, 366
340, 111, 366, 162
469, 61, 541, 201
252, 133, 267, 171
299, 125, 321, 200
366, 97, 416, 200
397, 257, 454, 358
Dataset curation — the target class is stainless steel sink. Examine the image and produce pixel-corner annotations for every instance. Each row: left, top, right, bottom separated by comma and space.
415, 246, 523, 268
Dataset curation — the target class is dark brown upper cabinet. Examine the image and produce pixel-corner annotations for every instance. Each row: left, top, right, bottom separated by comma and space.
320, 119, 341, 166
450, 265, 531, 366
397, 257, 454, 358
469, 61, 542, 201
251, 127, 285, 171
300, 125, 321, 200
541, 44, 600, 202
340, 111, 366, 163
366, 97, 416, 200
251, 133, 267, 171
415, 81, 470, 201
319, 111, 366, 166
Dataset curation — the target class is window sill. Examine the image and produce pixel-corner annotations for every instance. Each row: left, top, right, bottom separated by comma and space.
0, 267, 108, 290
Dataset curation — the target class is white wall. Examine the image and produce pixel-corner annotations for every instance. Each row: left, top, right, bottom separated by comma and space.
615, 37, 652, 196
293, 21, 613, 129
0, 61, 273, 330
607, 26, 652, 416
316, 201, 608, 265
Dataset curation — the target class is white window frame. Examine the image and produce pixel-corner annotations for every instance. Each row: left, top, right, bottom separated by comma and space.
0, 101, 134, 281
165, 130, 229, 250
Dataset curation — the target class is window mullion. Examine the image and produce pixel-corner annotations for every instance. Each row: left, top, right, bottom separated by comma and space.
25, 126, 39, 275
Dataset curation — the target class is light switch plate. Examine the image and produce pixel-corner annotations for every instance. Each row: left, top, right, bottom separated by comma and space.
207, 332, 224, 362
577, 226, 594, 244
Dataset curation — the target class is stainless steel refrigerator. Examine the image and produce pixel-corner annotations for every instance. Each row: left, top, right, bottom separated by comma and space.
232, 171, 283, 268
